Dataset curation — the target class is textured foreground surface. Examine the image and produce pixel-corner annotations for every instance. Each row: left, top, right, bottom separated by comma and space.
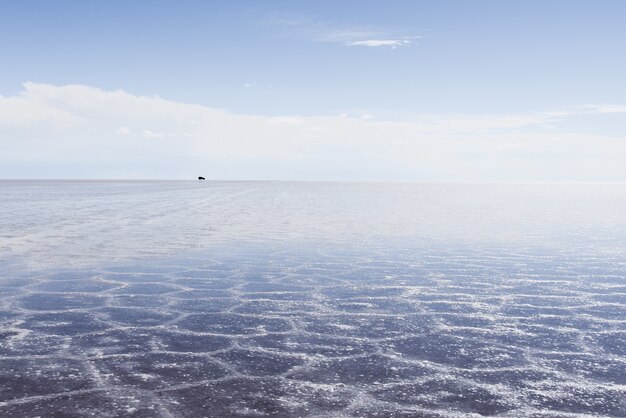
1, 181, 625, 417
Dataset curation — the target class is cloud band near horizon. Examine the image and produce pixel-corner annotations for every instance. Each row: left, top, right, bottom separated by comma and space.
1, 82, 625, 181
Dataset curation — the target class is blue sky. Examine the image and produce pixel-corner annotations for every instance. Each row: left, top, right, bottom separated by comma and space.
1, 1, 626, 180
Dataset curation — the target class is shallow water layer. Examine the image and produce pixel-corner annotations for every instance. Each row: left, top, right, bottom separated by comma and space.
1, 181, 625, 417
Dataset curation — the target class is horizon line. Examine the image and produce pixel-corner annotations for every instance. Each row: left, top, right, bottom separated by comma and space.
3, 179, 626, 185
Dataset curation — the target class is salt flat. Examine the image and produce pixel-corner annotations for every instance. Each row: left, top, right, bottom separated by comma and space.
1, 181, 625, 416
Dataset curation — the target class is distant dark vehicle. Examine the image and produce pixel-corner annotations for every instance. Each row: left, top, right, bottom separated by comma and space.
198, 176, 205, 180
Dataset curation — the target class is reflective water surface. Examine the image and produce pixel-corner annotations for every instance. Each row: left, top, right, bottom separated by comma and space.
1, 181, 625, 417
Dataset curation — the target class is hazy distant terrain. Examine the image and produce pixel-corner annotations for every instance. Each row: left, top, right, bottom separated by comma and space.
1, 181, 625, 416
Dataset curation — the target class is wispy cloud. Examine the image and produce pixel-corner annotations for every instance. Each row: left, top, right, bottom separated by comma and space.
270, 16, 419, 48
576, 104, 626, 114
344, 39, 413, 48
543, 105, 626, 119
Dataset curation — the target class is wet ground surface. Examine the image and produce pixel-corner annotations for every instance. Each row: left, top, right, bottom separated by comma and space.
2, 181, 626, 416
1, 244, 625, 417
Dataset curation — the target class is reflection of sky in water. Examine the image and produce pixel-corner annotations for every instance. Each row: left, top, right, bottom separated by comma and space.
1, 181, 625, 416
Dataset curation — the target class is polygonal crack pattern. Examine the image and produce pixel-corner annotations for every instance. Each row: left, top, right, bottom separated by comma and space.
1, 244, 625, 417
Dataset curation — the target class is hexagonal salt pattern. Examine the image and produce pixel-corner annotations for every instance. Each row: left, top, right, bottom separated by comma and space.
1, 244, 625, 417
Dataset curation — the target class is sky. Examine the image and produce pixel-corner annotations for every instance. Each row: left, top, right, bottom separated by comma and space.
1, 0, 626, 180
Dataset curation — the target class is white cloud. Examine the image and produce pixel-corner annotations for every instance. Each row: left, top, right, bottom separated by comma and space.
345, 39, 412, 48
1, 82, 625, 181
270, 16, 418, 48
142, 129, 164, 138
577, 104, 626, 114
